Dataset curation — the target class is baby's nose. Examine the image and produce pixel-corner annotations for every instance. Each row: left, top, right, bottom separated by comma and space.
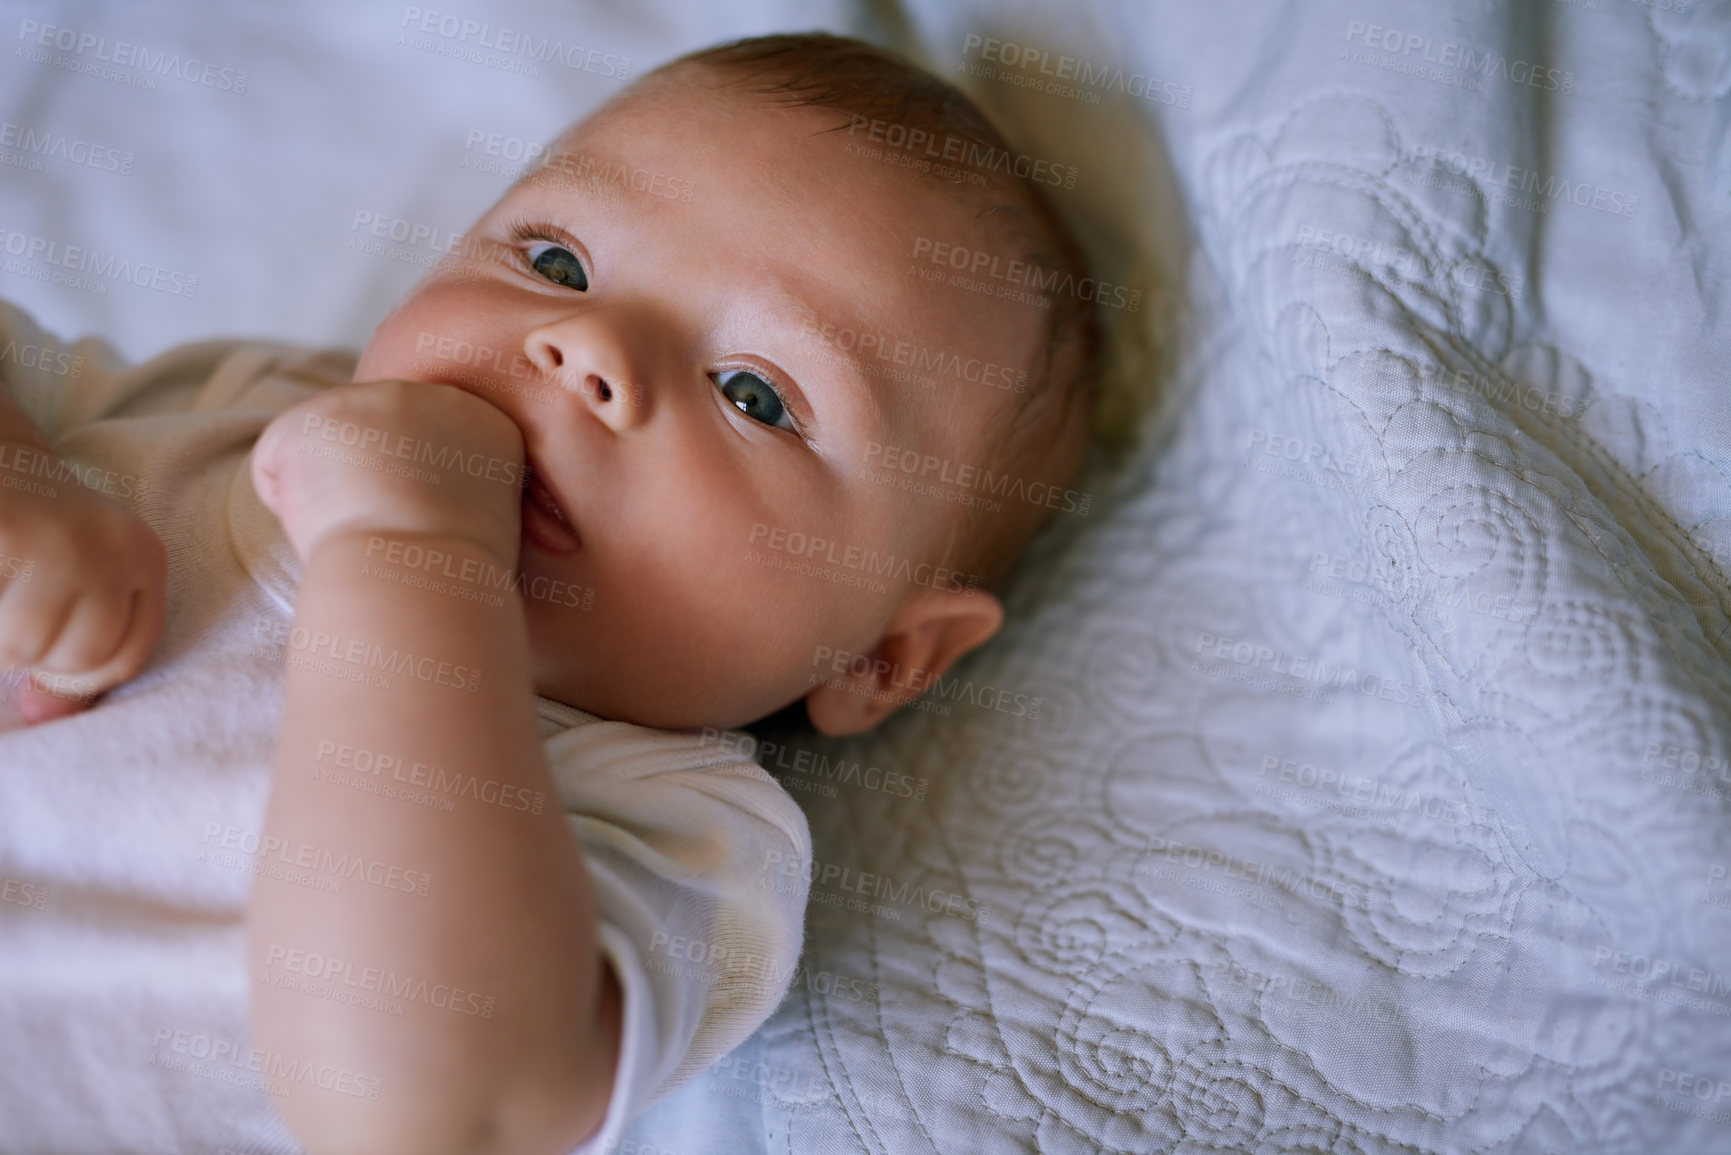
522, 313, 650, 430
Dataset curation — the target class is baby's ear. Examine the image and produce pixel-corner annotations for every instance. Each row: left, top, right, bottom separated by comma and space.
804, 588, 1003, 737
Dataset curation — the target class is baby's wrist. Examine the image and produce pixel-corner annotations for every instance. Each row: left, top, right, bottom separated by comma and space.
305, 522, 516, 580
282, 482, 518, 571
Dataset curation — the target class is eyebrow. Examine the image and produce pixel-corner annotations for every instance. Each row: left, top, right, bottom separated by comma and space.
778, 310, 898, 449
512, 149, 636, 205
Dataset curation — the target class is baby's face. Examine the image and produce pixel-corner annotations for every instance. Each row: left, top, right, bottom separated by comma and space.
354, 74, 1038, 731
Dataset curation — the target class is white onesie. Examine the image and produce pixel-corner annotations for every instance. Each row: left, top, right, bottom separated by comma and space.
0, 299, 812, 1155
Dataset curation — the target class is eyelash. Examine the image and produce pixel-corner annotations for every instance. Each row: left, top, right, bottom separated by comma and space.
505, 216, 588, 281
503, 216, 810, 442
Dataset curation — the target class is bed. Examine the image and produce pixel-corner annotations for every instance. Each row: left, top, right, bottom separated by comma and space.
3, 0, 1729, 1151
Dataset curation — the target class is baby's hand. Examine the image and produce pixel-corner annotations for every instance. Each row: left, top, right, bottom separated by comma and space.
250, 380, 527, 566
0, 450, 168, 725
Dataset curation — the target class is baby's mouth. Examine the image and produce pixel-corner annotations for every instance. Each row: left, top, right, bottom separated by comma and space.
520, 458, 579, 552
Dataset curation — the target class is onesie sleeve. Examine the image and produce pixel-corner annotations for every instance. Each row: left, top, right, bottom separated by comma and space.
0, 296, 355, 445
539, 717, 813, 1154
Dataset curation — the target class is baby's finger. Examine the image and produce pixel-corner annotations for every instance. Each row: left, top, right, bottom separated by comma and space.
51, 582, 165, 701
0, 579, 75, 670
17, 674, 98, 725
32, 583, 133, 686
249, 420, 290, 515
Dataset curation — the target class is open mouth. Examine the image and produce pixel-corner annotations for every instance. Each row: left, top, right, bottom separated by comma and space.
520, 456, 579, 552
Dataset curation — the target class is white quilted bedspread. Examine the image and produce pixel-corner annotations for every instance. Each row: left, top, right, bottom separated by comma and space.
621, 2, 1731, 1152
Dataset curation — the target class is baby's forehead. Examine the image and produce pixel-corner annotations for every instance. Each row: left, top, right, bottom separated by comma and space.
511, 91, 810, 220
548, 70, 802, 156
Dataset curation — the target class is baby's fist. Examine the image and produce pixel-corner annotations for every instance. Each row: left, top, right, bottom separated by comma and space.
250, 380, 527, 565
0, 460, 167, 724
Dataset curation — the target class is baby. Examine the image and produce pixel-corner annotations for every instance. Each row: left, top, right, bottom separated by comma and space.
0, 31, 1097, 1155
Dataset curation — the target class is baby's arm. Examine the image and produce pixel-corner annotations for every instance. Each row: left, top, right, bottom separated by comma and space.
246, 381, 616, 1155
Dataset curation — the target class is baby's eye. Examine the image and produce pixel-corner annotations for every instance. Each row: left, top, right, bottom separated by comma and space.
526, 241, 588, 291
714, 369, 795, 432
